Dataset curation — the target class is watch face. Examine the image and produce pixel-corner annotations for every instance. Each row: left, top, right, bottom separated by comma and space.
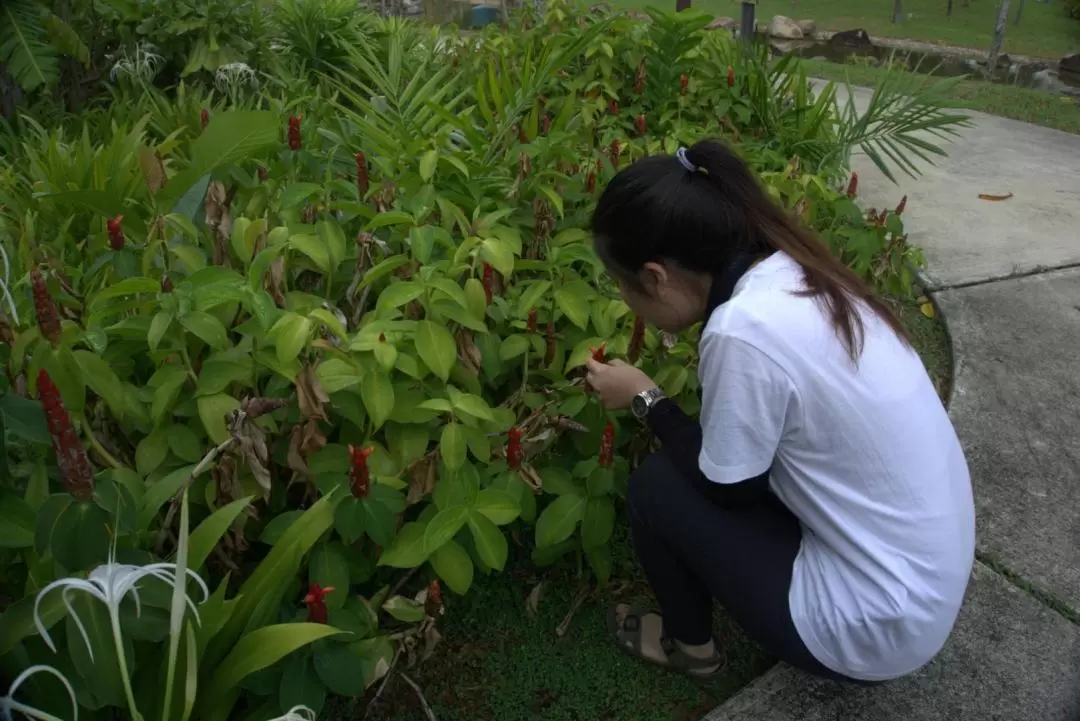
631, 394, 648, 418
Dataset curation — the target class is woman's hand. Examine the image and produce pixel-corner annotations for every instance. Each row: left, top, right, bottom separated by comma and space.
585, 358, 658, 410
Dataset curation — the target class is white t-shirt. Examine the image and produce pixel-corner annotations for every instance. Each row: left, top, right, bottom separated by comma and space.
698, 251, 975, 681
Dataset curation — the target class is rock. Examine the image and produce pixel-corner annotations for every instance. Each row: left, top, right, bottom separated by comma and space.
766, 15, 803, 39
1060, 53, 1080, 75
769, 40, 802, 55
796, 19, 816, 34
829, 28, 873, 49
707, 16, 738, 30
1031, 68, 1062, 92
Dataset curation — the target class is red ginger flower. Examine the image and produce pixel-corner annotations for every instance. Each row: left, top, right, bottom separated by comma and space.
599, 422, 615, 468
348, 445, 373, 498
356, 151, 369, 196
287, 115, 302, 151
507, 427, 523, 470
609, 99, 619, 116
201, 108, 210, 131
107, 215, 125, 250
895, 195, 907, 216
628, 316, 645, 363
610, 140, 621, 170
544, 321, 556, 366
31, 268, 61, 345
304, 583, 335, 624
425, 580, 443, 617
38, 370, 94, 501
585, 169, 596, 194
727, 65, 735, 88
680, 74, 689, 96
542, 114, 552, 135
634, 114, 646, 138
591, 343, 606, 363
846, 172, 858, 199
526, 308, 538, 333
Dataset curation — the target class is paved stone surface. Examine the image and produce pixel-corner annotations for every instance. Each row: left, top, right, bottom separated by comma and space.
827, 82, 1080, 289
704, 563, 1080, 721
937, 267, 1080, 612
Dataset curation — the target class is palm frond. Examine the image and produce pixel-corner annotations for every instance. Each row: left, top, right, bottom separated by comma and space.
0, 0, 59, 92
43, 13, 90, 67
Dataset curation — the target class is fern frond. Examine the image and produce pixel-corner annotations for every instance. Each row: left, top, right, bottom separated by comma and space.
0, 0, 59, 92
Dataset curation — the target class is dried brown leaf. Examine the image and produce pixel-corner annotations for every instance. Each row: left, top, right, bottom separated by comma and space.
296, 364, 330, 422
286, 419, 327, 476
456, 330, 482, 375
526, 581, 545, 618
406, 456, 437, 505
204, 181, 233, 267
978, 192, 1013, 201
138, 148, 167, 193
229, 411, 272, 500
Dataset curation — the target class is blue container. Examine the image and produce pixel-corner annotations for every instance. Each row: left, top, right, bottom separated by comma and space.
470, 4, 500, 27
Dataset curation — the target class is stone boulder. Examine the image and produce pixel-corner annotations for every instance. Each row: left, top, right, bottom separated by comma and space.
829, 28, 873, 49
767, 15, 803, 39
796, 19, 816, 35
707, 16, 738, 31
1060, 53, 1080, 75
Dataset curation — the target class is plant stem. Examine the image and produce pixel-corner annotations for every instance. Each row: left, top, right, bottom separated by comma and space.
6, 700, 69, 721
110, 606, 144, 721
179, 347, 199, 383
80, 414, 124, 469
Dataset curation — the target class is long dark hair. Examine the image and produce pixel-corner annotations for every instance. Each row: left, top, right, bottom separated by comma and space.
590, 139, 908, 360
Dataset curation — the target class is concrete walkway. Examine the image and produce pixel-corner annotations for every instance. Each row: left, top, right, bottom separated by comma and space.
706, 86, 1080, 720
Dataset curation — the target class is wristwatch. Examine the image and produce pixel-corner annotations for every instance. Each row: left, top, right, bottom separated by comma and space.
631, 387, 667, 420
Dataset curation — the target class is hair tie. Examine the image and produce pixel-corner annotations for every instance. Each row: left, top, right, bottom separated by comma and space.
675, 147, 699, 174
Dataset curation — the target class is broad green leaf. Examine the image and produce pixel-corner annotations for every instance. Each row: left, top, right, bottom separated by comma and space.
587, 543, 612, 584
516, 281, 551, 317
90, 277, 160, 308
309, 542, 351, 608
279, 183, 323, 211
375, 281, 423, 316
408, 226, 436, 264
419, 150, 438, 182
439, 422, 467, 471
139, 465, 197, 531
581, 496, 615, 549
181, 311, 230, 350
467, 510, 507, 571
279, 653, 326, 716
423, 506, 470, 554
166, 111, 280, 204
316, 358, 362, 393
148, 311, 174, 352
197, 393, 241, 444
382, 595, 426, 623
317, 219, 347, 269
429, 539, 474, 595
333, 497, 366, 544
463, 425, 491, 463
271, 313, 313, 365
52, 500, 111, 571
414, 321, 456, 381
196, 351, 254, 397
555, 285, 591, 330
200, 623, 345, 708
136, 425, 170, 475
535, 493, 586, 548
359, 369, 394, 430
290, 233, 331, 274
167, 424, 204, 463
314, 642, 370, 696
366, 211, 414, 231
188, 496, 254, 571
479, 238, 514, 277
260, 509, 305, 545
499, 334, 529, 361
377, 521, 428, 568
0, 492, 35, 548
449, 390, 494, 421
0, 393, 49, 444
474, 488, 520, 526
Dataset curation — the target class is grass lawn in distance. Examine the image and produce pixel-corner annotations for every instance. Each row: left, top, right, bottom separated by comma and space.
802, 58, 1080, 134
609, 0, 1080, 58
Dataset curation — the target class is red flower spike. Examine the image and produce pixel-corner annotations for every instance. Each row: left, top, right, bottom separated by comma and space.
356, 151, 369, 197
200, 108, 210, 131
482, 263, 494, 305
258, 167, 269, 183
31, 268, 61, 345
680, 74, 689, 96
628, 316, 645, 363
518, 125, 528, 144
303, 583, 335, 624
585, 169, 596, 194
526, 308, 538, 333
634, 58, 646, 95
895, 195, 907, 216
610, 140, 621, 170
348, 444, 374, 499
846, 172, 858, 199
727, 65, 735, 88
507, 427, 523, 470
542, 114, 552, 135
378, 332, 387, 342
591, 343, 607, 363
425, 580, 443, 617
608, 99, 619, 116
634, 114, 646, 138
38, 370, 94, 500
107, 215, 125, 251
161, 275, 174, 293
599, 422, 615, 468
544, 321, 556, 366
287, 115, 302, 151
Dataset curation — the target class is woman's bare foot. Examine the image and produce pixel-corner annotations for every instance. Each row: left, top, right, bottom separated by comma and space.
611, 603, 721, 676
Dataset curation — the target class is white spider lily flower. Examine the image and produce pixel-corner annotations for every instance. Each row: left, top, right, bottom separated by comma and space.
0, 242, 18, 325
0, 665, 78, 721
267, 706, 317, 721
215, 63, 260, 96
33, 559, 210, 661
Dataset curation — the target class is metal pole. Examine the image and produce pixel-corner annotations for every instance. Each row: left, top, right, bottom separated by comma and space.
740, 1, 756, 46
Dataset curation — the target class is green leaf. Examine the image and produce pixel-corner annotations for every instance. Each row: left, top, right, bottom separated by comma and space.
587, 543, 612, 584
197, 393, 241, 444
201, 623, 344, 708
181, 311, 230, 350
429, 539, 474, 595
479, 238, 514, 277
419, 150, 438, 182
366, 211, 414, 231
196, 351, 254, 397
499, 335, 529, 361
51, 500, 111, 571
423, 506, 470, 554
382, 595, 426, 623
439, 422, 467, 471
139, 464, 197, 531
467, 510, 508, 571
0, 393, 48, 444
166, 111, 280, 204
463, 425, 491, 463
377, 521, 428, 568
279, 653, 326, 716
413, 320, 457, 381
474, 488, 520, 526
555, 284, 591, 330
167, 424, 205, 462
189, 496, 254, 571
408, 226, 436, 264
148, 310, 174, 352
279, 183, 323, 211
375, 281, 423, 317
333, 497, 366, 544
260, 509, 305, 545
290, 233, 331, 274
581, 496, 615, 549
89, 277, 160, 308
136, 425, 170, 475
0, 492, 35, 548
516, 281, 551, 317
314, 642, 369, 697
449, 390, 494, 421
360, 368, 395, 430
309, 542, 351, 608
271, 313, 313, 365
317, 358, 362, 393
535, 493, 586, 548
317, 219, 347, 269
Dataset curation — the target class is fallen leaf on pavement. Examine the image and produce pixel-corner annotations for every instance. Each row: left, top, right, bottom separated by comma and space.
916, 295, 936, 318
977, 192, 1013, 201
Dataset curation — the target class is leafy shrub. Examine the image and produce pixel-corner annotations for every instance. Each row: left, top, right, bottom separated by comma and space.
0, 2, 964, 717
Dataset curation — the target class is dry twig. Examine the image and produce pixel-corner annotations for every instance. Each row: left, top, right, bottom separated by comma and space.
400, 673, 438, 721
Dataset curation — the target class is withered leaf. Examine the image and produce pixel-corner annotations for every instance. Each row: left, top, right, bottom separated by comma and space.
138, 148, 167, 194
296, 364, 330, 422
228, 412, 272, 500
526, 581, 545, 618
977, 192, 1013, 201
406, 456, 437, 505
286, 419, 327, 476
204, 181, 233, 267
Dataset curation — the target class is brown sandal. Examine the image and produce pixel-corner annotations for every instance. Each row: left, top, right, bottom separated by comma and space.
606, 602, 725, 679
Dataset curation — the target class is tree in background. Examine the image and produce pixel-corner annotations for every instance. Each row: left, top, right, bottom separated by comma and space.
892, 0, 904, 23
987, 0, 1011, 69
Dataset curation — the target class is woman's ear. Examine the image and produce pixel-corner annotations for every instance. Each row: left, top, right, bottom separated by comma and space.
641, 261, 671, 296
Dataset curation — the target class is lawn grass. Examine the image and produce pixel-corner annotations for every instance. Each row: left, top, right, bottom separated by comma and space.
333, 296, 952, 721
610, 0, 1080, 58
801, 57, 1080, 134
